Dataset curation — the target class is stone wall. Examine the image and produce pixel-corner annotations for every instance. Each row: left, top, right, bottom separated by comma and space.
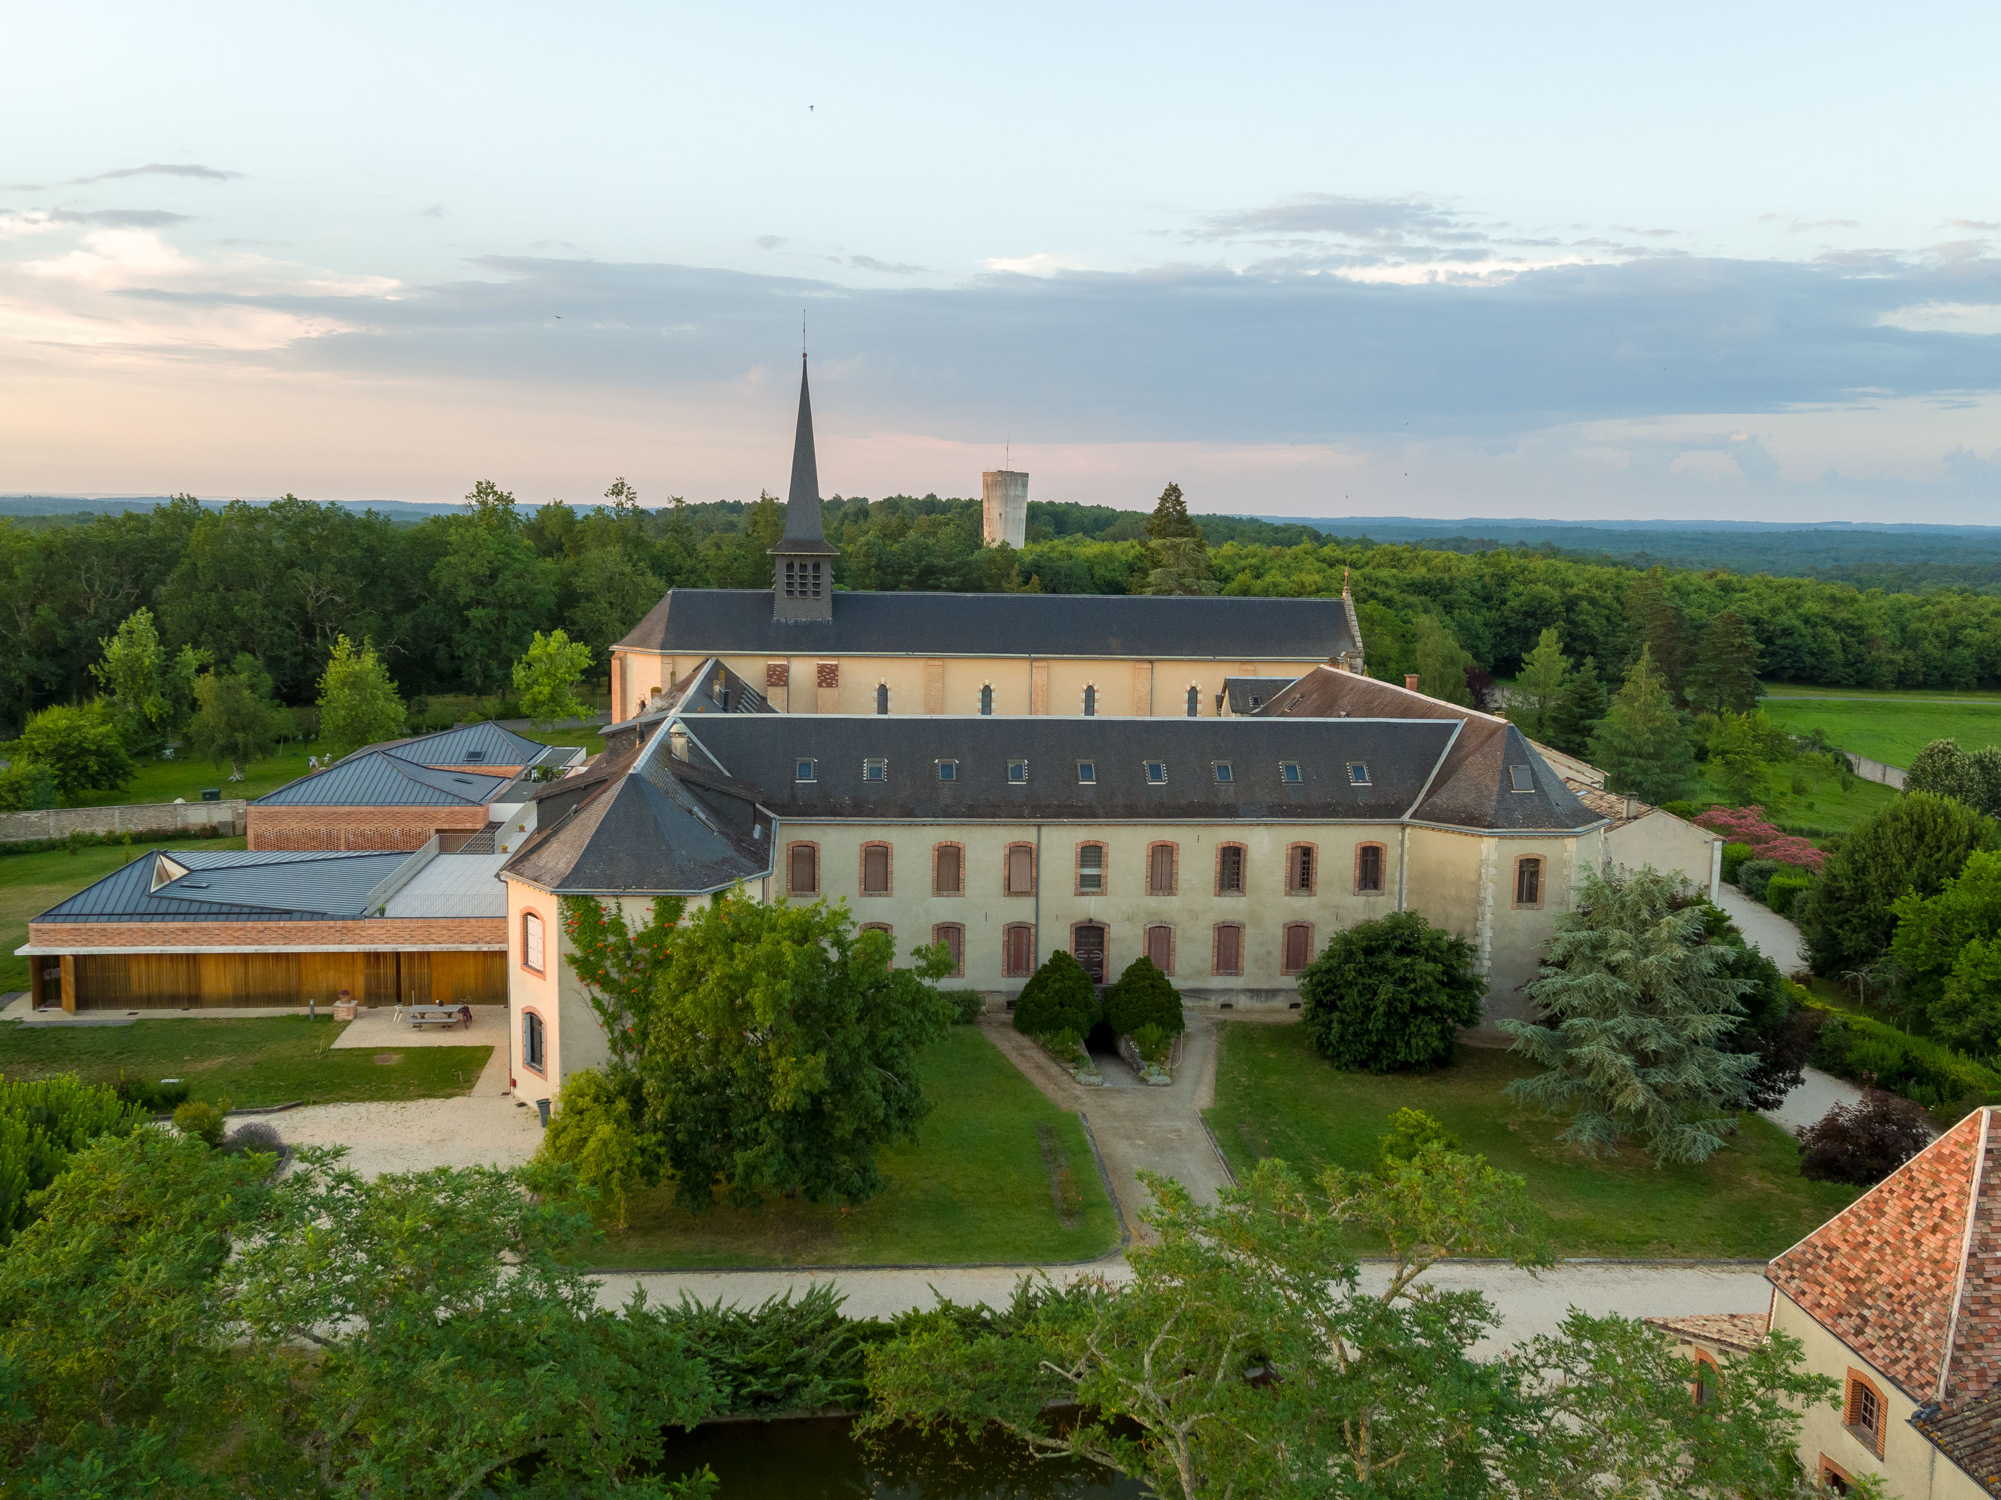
0, 798, 244, 847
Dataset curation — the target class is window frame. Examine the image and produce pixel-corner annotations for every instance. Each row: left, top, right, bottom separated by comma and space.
1145, 840, 1179, 897
1186, 684, 1200, 717
1144, 922, 1176, 975
786, 840, 821, 897
862, 756, 888, 783
932, 841, 965, 897
1212, 760, 1234, 783
1076, 759, 1097, 784
1082, 683, 1097, 716
1004, 841, 1037, 896
1280, 921, 1315, 976
1215, 841, 1248, 896
794, 757, 818, 783
520, 1007, 546, 1075
935, 758, 959, 781
932, 922, 966, 978
1513, 854, 1546, 909
1278, 760, 1303, 784
979, 683, 994, 715
1345, 760, 1372, 786
1002, 921, 1036, 978
1354, 841, 1388, 896
875, 682, 890, 715
1508, 763, 1535, 793
1842, 1370, 1886, 1457
1285, 841, 1318, 896
1142, 759, 1168, 785
520, 908, 546, 976
1007, 757, 1029, 784
859, 840, 894, 897
1211, 921, 1245, 976
1075, 840, 1107, 896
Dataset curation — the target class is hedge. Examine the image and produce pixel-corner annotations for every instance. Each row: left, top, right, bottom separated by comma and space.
1720, 842, 1755, 884
1803, 988, 2001, 1116
1765, 870, 1815, 917
1737, 859, 1781, 901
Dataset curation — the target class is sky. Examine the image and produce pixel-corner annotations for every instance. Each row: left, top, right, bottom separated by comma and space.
3, 0, 1999, 522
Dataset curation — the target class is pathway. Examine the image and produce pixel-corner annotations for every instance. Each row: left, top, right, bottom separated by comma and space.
273, 1042, 542, 1176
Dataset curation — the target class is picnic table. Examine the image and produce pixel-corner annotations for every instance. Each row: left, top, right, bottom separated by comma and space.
396, 1003, 474, 1030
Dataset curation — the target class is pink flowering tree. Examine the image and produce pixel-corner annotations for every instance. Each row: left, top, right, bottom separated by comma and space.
1694, 806, 1826, 873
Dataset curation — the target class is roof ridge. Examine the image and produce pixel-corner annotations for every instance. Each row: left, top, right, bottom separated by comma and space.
1942, 1109, 1997, 1402
1769, 1109, 1988, 1274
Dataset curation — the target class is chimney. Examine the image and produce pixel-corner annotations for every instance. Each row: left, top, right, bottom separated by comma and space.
1404, 673, 1421, 692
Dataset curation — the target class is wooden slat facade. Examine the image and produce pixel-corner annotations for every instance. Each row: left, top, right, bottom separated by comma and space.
58, 949, 506, 1011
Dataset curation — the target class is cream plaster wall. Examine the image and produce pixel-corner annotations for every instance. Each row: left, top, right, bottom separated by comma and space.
1605, 810, 1723, 900
505, 878, 562, 1102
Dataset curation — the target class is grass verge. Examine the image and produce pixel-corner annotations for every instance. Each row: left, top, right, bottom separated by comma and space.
590, 1027, 1121, 1270
0, 1013, 488, 1108
1203, 1023, 1858, 1259
1760, 698, 2001, 769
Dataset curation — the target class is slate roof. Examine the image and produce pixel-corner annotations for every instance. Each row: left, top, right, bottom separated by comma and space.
615, 589, 1361, 662
1915, 1390, 2001, 1495
1222, 676, 1304, 714
774, 355, 837, 557
255, 751, 508, 808
34, 849, 411, 924
340, 720, 550, 769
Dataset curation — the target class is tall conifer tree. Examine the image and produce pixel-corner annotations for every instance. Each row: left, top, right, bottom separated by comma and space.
1509, 627, 1571, 743
1686, 611, 1762, 716
1589, 647, 1695, 805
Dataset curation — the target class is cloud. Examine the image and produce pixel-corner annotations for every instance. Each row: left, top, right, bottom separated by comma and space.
1612, 226, 1680, 238
754, 234, 787, 250
1948, 219, 2001, 232
1191, 193, 1475, 244
0, 207, 195, 237
845, 254, 925, 275
420, 203, 446, 219
1760, 213, 1863, 232
6, 162, 242, 190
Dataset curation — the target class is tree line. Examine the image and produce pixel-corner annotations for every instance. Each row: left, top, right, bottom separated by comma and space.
8, 477, 2001, 736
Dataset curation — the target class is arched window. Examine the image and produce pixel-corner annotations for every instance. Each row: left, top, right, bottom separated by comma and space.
979, 683, 994, 715
1281, 921, 1314, 975
1354, 842, 1387, 895
860, 841, 893, 896
1005, 842, 1036, 896
1215, 843, 1247, 896
1075, 842, 1106, 895
1212, 922, 1245, 975
1144, 923, 1175, 974
933, 842, 964, 896
1843, 1371, 1886, 1456
521, 1009, 546, 1074
520, 909, 546, 974
1146, 841, 1178, 896
1003, 922, 1036, 977
933, 923, 965, 977
1514, 855, 1545, 908
1691, 1352, 1719, 1407
875, 682, 890, 715
1285, 842, 1317, 896
787, 842, 819, 896
1082, 683, 1097, 716
1186, 684, 1200, 717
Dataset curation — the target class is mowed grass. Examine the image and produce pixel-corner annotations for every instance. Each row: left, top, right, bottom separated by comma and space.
1692, 756, 1898, 838
0, 1013, 488, 1108
0, 837, 248, 993
1204, 1024, 1859, 1260
591, 1027, 1121, 1270
1761, 697, 2001, 770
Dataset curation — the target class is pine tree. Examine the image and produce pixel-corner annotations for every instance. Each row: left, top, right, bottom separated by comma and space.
1141, 483, 1213, 594
1144, 481, 1202, 542
1685, 611, 1762, 716
1410, 616, 1474, 706
1627, 572, 1694, 701
1588, 647, 1695, 805
1501, 868, 1759, 1165
1509, 627, 1571, 743
1548, 656, 1608, 756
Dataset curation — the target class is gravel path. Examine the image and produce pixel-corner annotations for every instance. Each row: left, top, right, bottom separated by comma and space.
273, 1044, 544, 1176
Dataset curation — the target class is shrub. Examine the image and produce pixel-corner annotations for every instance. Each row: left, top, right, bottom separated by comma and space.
1103, 955, 1184, 1038
172, 1098, 229, 1148
1798, 1089, 1934, 1185
1375, 1107, 1458, 1172
1300, 910, 1483, 1072
1130, 1023, 1175, 1065
1695, 804, 1826, 872
531, 1067, 655, 1231
0, 761, 58, 812
111, 1075, 191, 1113
223, 1120, 289, 1164
1012, 950, 1098, 1040
0, 1075, 145, 1241
1765, 869, 1815, 916
946, 989, 984, 1025
1805, 996, 2001, 1114
658, 1284, 874, 1414
1720, 842, 1754, 884
1736, 859, 1781, 902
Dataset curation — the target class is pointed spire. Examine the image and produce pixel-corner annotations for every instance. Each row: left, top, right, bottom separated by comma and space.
777, 354, 833, 552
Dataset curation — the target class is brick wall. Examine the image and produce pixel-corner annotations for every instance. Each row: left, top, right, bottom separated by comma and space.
30, 916, 507, 949
0, 799, 244, 847
246, 803, 490, 851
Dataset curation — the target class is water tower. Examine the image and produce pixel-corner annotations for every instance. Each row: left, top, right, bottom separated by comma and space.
981, 469, 1028, 549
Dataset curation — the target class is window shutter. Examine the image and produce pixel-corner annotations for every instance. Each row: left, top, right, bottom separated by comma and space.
1149, 844, 1176, 895
1145, 924, 1174, 972
1214, 924, 1242, 974
1284, 924, 1311, 972
863, 845, 890, 894
935, 844, 962, 895
1007, 845, 1034, 894
790, 844, 817, 894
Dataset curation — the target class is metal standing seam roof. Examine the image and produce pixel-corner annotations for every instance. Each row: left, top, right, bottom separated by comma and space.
32, 849, 413, 924
338, 720, 552, 768
614, 589, 1361, 662
255, 751, 508, 807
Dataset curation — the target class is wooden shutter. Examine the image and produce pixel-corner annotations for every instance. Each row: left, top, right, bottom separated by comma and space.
1005, 924, 1034, 976
935, 924, 965, 974
935, 844, 962, 895
1148, 843, 1176, 896
862, 844, 890, 894
1006, 844, 1034, 894
1145, 924, 1174, 973
1213, 924, 1243, 975
789, 844, 817, 894
1283, 923, 1312, 972
522, 911, 544, 972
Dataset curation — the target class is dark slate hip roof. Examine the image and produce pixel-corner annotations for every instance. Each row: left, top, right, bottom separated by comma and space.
615, 589, 1359, 661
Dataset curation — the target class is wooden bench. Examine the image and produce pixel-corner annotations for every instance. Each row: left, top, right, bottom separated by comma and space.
396, 1004, 473, 1030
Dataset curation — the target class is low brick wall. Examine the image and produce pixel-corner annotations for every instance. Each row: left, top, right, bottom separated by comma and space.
0, 799, 244, 847
247, 803, 489, 851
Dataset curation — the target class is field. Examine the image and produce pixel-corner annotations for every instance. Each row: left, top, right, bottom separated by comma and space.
0, 1013, 488, 1107
590, 1027, 1122, 1270
1761, 695, 2001, 769
1203, 1024, 1858, 1259
1693, 754, 1898, 838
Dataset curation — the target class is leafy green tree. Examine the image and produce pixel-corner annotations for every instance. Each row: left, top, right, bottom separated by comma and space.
1103, 955, 1185, 1037
510, 627, 593, 727
635, 891, 954, 1208
0, 760, 58, 812
88, 607, 192, 754
429, 480, 560, 692
1890, 850, 2001, 1051
1685, 609, 1762, 716
1143, 536, 1218, 595
1801, 791, 2000, 975
529, 1068, 652, 1231
1503, 867, 1759, 1164
184, 656, 288, 778
14, 701, 134, 803
314, 633, 406, 757
1589, 646, 1696, 805
1410, 614, 1475, 706
0, 1074, 145, 1243
563, 544, 664, 661
1548, 654, 1609, 756
1906, 738, 2001, 819
1703, 711, 1790, 808
1012, 948, 1099, 1040
560, 894, 686, 1069
1299, 910, 1485, 1072
1509, 627, 1571, 743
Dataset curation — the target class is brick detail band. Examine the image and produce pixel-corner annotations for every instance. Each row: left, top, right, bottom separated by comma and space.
30, 917, 507, 949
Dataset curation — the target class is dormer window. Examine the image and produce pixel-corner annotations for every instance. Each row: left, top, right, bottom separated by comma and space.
1213, 762, 1234, 783
795, 758, 817, 782
1346, 761, 1372, 786
1279, 761, 1303, 784
936, 759, 958, 781
862, 757, 887, 782
1143, 761, 1168, 785
1007, 758, 1029, 784
1508, 764, 1534, 792
782, 558, 825, 599
1076, 760, 1097, 785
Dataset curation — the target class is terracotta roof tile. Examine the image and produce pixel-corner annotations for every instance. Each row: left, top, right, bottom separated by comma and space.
1643, 1312, 1770, 1354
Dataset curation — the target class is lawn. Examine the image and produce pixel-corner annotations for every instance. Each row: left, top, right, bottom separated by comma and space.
590, 1026, 1122, 1270
0, 836, 249, 994
1692, 755, 1898, 839
0, 1013, 488, 1107
1760, 697, 2001, 770
1204, 1024, 1859, 1259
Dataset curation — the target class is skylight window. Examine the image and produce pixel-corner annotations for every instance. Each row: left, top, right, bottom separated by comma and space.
1008, 758, 1029, 784
795, 758, 817, 782
936, 759, 959, 781
1213, 762, 1234, 783
464, 749, 486, 763
1143, 761, 1168, 785
1076, 760, 1097, 784
1508, 764, 1534, 792
862, 757, 888, 783
1345, 761, 1372, 787
1278, 761, 1303, 784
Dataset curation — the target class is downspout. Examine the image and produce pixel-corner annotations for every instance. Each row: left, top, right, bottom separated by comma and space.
1396, 823, 1409, 913
1033, 822, 1043, 968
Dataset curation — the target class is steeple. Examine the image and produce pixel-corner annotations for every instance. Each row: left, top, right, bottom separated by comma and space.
770, 352, 837, 622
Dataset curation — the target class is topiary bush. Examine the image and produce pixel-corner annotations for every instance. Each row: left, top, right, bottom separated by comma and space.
223, 1120, 289, 1165
1719, 841, 1754, 884
1012, 950, 1098, 1039
1299, 910, 1483, 1072
1765, 869, 1815, 916
1798, 1089, 1933, 1185
1375, 1107, 1458, 1173
1103, 955, 1184, 1038
1736, 859, 1781, 901
172, 1098, 228, 1149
